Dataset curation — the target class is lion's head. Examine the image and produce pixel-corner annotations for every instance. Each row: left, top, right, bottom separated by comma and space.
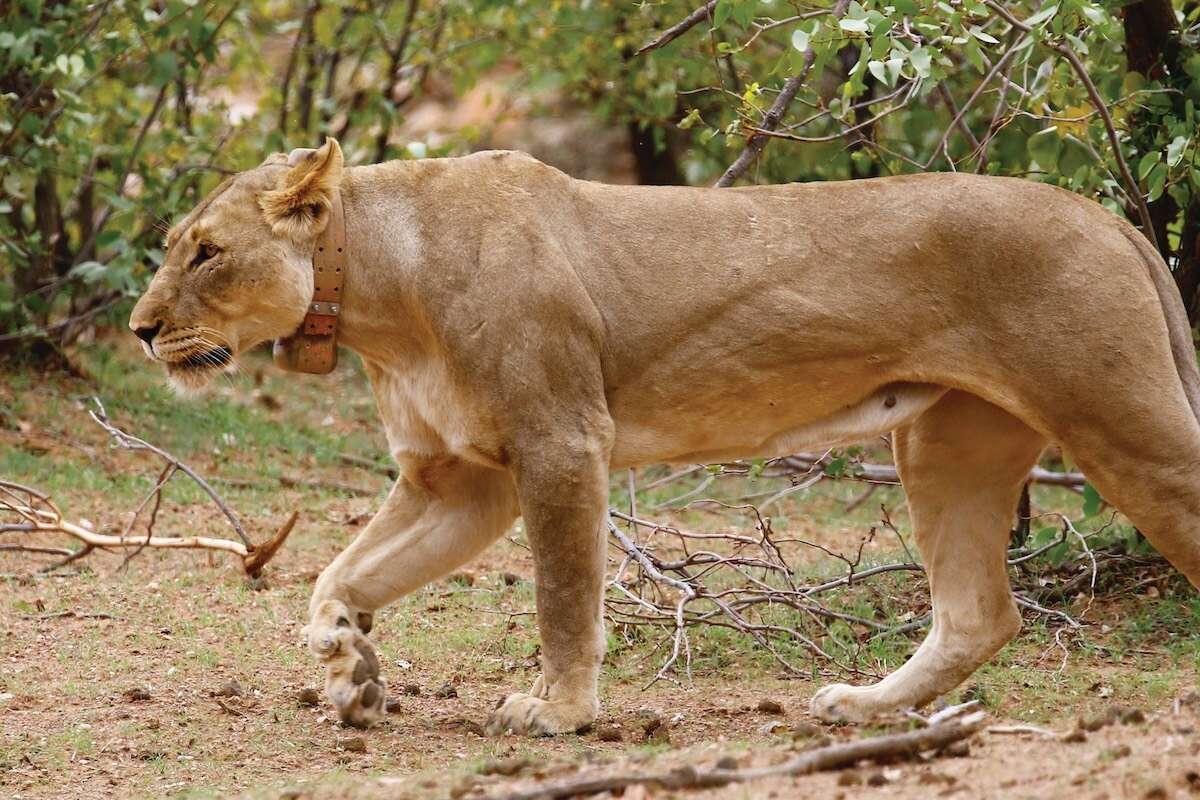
128, 138, 344, 391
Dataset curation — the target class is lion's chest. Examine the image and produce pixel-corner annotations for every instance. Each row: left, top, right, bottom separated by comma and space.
365, 359, 497, 472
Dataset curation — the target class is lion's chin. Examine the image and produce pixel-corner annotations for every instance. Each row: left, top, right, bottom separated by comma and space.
163, 346, 234, 394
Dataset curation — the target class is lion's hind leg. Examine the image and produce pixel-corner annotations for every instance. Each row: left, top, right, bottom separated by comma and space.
811, 390, 1046, 722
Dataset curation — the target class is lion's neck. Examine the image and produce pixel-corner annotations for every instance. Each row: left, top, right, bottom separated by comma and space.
332, 164, 427, 367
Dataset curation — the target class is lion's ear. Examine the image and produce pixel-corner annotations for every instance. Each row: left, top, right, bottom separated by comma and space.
259, 137, 344, 239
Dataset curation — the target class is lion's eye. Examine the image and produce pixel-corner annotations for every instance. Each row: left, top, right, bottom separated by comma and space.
191, 242, 220, 269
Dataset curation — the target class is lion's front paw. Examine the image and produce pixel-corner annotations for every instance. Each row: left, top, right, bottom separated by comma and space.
484, 692, 596, 737
307, 620, 386, 729
810, 683, 888, 723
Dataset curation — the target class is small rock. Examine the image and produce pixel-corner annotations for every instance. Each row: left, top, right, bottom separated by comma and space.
211, 679, 243, 698
917, 771, 956, 786
501, 572, 521, 586
715, 755, 739, 770
123, 687, 151, 702
1118, 706, 1146, 725
1078, 707, 1120, 732
758, 720, 788, 735
1106, 744, 1133, 760
756, 698, 784, 715
1063, 729, 1088, 743
337, 735, 367, 753
400, 683, 421, 696
481, 757, 529, 776
0, 692, 14, 705
837, 771, 863, 786
449, 777, 481, 800
435, 683, 458, 699
940, 740, 970, 758
647, 727, 671, 745
791, 721, 822, 738
595, 724, 623, 742
866, 771, 889, 787
448, 716, 486, 737
1143, 786, 1168, 800
385, 698, 404, 714
297, 688, 320, 707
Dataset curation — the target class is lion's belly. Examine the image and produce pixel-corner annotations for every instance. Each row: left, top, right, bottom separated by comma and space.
608, 382, 945, 469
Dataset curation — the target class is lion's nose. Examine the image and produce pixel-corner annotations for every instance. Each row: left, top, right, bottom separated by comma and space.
132, 321, 162, 344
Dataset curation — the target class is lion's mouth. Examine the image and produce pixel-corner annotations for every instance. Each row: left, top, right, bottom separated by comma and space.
177, 346, 233, 370
163, 345, 234, 387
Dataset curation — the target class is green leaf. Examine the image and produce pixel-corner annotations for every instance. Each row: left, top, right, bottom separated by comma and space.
1167, 135, 1189, 168
731, 0, 755, 27
1082, 483, 1102, 517
839, 17, 871, 33
968, 26, 999, 44
868, 59, 888, 84
677, 108, 702, 130
909, 46, 931, 78
1025, 4, 1059, 26
713, 0, 733, 28
1059, 134, 1091, 177
313, 6, 343, 48
149, 52, 177, 85
791, 27, 810, 53
1138, 151, 1161, 180
1027, 127, 1061, 169
1147, 162, 1167, 201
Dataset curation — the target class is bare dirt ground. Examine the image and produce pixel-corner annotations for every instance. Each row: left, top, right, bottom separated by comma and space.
3, 340, 1199, 799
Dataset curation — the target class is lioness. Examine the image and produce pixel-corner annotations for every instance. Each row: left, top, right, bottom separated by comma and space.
129, 138, 1200, 734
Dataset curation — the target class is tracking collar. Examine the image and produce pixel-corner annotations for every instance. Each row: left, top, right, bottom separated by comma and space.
272, 190, 347, 374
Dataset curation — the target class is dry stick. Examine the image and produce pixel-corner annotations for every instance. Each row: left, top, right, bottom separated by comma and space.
714, 0, 852, 187
487, 713, 988, 800
216, 475, 377, 498
0, 483, 298, 578
635, 0, 717, 55
982, 0, 1159, 253
89, 397, 249, 546
783, 452, 1086, 488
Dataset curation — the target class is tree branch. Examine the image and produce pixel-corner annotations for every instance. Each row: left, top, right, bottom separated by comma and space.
714, 0, 851, 187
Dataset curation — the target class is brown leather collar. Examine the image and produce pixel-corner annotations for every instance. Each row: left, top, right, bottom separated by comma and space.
272, 191, 347, 374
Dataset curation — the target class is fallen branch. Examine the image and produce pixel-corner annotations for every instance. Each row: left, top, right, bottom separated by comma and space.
782, 452, 1086, 488
487, 712, 987, 800
1, 399, 297, 578
90, 398, 249, 545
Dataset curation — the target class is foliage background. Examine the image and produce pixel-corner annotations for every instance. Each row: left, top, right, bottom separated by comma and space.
1, 0, 1197, 345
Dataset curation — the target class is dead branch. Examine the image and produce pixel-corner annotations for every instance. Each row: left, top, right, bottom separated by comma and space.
1, 400, 297, 577
782, 452, 1086, 488
487, 712, 987, 800
90, 398, 249, 545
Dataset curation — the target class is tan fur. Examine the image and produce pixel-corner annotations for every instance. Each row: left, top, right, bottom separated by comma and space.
130, 139, 1200, 732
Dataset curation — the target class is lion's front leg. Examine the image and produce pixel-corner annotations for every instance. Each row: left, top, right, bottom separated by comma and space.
306, 460, 518, 728
486, 432, 611, 737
